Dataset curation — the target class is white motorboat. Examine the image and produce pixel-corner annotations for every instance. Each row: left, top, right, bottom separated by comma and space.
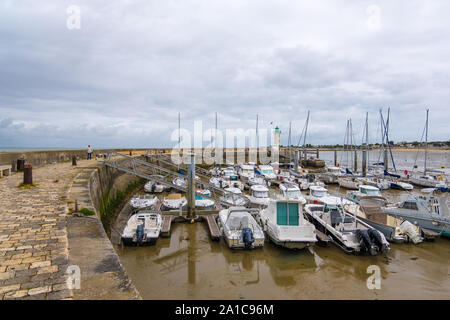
305, 185, 353, 206
346, 185, 386, 205
356, 176, 391, 190
121, 211, 162, 246
220, 187, 247, 207
172, 177, 187, 187
304, 202, 390, 255
279, 183, 306, 202
144, 178, 170, 193
337, 176, 360, 190
217, 207, 265, 249
246, 184, 271, 208
318, 166, 343, 184
195, 195, 215, 209
161, 193, 187, 211
255, 165, 277, 181
197, 189, 211, 197
258, 199, 317, 249
222, 167, 244, 190
248, 176, 270, 187
210, 177, 230, 189
129, 195, 159, 210
389, 179, 414, 191
238, 164, 255, 182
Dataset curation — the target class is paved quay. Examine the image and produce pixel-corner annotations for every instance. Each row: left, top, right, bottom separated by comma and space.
0, 159, 140, 300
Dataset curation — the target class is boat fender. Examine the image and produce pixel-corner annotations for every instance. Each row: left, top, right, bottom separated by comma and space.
355, 229, 375, 255
242, 227, 254, 248
368, 229, 385, 254
136, 224, 145, 244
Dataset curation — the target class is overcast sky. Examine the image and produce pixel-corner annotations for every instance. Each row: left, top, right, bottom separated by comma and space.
0, 0, 449, 149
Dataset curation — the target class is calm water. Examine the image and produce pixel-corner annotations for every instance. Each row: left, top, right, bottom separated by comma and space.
113, 182, 450, 300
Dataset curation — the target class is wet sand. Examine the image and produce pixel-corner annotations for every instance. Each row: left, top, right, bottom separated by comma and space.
113, 185, 450, 300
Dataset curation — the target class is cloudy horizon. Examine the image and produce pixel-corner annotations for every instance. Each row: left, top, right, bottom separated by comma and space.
1, 0, 449, 150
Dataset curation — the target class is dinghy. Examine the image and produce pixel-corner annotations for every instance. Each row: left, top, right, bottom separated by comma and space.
161, 193, 187, 211
217, 207, 265, 249
121, 211, 162, 246
258, 199, 317, 249
129, 195, 159, 210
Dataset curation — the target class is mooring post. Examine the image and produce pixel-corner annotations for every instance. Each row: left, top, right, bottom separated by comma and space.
384, 149, 389, 171
23, 164, 32, 185
75, 199, 78, 212
294, 150, 299, 172
354, 150, 358, 172
187, 153, 196, 220
316, 148, 319, 159
362, 150, 367, 177
334, 150, 337, 166
17, 158, 25, 171
72, 155, 77, 166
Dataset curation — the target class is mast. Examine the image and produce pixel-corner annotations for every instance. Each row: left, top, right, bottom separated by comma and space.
303, 110, 310, 159
288, 121, 292, 165
256, 114, 259, 164
178, 112, 181, 170
424, 109, 429, 175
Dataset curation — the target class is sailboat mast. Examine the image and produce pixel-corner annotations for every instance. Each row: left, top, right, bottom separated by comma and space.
303, 110, 310, 160
288, 121, 292, 164
424, 109, 429, 175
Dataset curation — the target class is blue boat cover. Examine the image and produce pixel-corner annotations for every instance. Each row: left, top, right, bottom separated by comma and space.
384, 170, 400, 178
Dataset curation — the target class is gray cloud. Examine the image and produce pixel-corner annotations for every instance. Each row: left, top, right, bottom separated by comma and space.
0, 0, 449, 149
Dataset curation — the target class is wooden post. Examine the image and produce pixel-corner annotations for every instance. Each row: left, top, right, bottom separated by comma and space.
354, 150, 358, 172
334, 150, 337, 166
23, 164, 32, 185
72, 155, 77, 166
362, 150, 367, 177
17, 158, 25, 171
316, 148, 319, 159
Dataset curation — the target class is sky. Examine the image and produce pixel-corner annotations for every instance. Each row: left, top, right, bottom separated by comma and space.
0, 0, 449, 149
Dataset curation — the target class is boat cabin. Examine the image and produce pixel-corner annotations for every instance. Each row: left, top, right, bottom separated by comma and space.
273, 201, 302, 226
358, 185, 382, 196
279, 183, 305, 202
222, 168, 239, 180
238, 164, 255, 178
250, 185, 269, 198
309, 186, 329, 197
257, 165, 276, 178
327, 166, 342, 174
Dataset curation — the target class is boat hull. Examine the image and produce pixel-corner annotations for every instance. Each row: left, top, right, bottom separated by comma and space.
383, 211, 450, 237
356, 217, 406, 243
121, 237, 158, 246
267, 234, 314, 249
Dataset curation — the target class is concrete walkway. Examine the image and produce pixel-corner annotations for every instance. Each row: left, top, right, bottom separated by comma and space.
0, 160, 140, 300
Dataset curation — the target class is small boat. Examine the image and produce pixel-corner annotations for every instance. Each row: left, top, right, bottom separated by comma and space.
337, 176, 360, 190
238, 164, 255, 182
210, 177, 229, 189
258, 199, 317, 249
279, 183, 306, 202
382, 189, 450, 237
246, 184, 271, 208
356, 176, 391, 190
305, 185, 353, 206
248, 176, 270, 187
144, 177, 170, 193
255, 165, 277, 181
121, 211, 162, 246
172, 177, 187, 187
318, 166, 343, 184
304, 202, 390, 255
409, 173, 447, 188
389, 180, 414, 191
217, 207, 265, 249
222, 168, 245, 190
220, 187, 247, 207
343, 201, 423, 244
197, 189, 211, 197
161, 193, 187, 211
346, 185, 386, 205
195, 195, 215, 209
129, 195, 159, 210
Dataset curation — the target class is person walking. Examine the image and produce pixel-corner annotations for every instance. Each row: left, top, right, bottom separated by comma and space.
87, 145, 93, 160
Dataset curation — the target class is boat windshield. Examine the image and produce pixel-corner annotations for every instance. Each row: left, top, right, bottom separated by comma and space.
286, 190, 301, 198
253, 190, 269, 198
312, 190, 328, 197
223, 170, 234, 177
262, 169, 274, 174
361, 188, 381, 196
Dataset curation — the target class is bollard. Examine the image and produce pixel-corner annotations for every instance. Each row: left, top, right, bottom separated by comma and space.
75, 199, 78, 212
72, 155, 77, 166
23, 164, 32, 185
11, 160, 16, 172
17, 158, 25, 171
129, 150, 132, 156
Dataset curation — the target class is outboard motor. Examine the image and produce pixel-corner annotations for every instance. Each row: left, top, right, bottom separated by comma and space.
356, 229, 377, 255
151, 183, 156, 193
368, 229, 388, 254
242, 227, 255, 249
306, 174, 315, 183
136, 224, 145, 245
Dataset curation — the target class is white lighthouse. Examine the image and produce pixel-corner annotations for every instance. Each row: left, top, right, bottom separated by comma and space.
273, 126, 281, 150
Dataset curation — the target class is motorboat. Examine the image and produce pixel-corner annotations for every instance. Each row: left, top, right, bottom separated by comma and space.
210, 177, 230, 189
304, 202, 390, 255
382, 189, 450, 237
258, 199, 317, 249
318, 166, 343, 184
144, 177, 170, 193
279, 183, 306, 202
196, 189, 211, 197
220, 187, 247, 207
195, 195, 215, 209
343, 201, 423, 244
355, 176, 391, 190
217, 207, 265, 249
337, 176, 360, 190
221, 167, 245, 190
248, 176, 270, 187
346, 185, 385, 205
161, 193, 187, 211
121, 211, 162, 246
172, 177, 187, 188
238, 164, 255, 182
305, 185, 353, 206
270, 162, 280, 174
129, 194, 159, 210
255, 165, 277, 181
246, 184, 271, 208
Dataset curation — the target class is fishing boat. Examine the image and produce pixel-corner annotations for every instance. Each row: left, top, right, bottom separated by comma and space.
217, 207, 265, 249
246, 185, 271, 208
195, 195, 215, 209
161, 193, 187, 211
129, 195, 159, 210
258, 199, 317, 249
343, 201, 423, 244
279, 183, 306, 202
144, 177, 170, 193
346, 185, 386, 205
318, 166, 343, 184
382, 189, 450, 237
220, 187, 247, 207
121, 211, 162, 246
255, 165, 277, 181
304, 202, 390, 255
238, 164, 255, 182
305, 185, 353, 206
